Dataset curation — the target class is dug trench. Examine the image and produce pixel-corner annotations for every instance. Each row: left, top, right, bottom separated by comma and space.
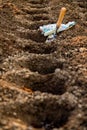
0, 0, 87, 130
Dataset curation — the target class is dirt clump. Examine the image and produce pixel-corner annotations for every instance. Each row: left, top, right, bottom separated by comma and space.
0, 0, 87, 130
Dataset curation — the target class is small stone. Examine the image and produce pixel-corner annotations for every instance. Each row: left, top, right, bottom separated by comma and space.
1, 120, 7, 125
78, 104, 82, 108
77, 113, 82, 118
0, 98, 2, 102
13, 112, 17, 116
79, 47, 86, 53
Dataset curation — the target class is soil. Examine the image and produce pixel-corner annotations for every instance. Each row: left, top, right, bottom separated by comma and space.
0, 0, 87, 130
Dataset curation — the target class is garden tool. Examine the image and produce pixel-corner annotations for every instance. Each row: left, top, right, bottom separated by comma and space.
39, 7, 76, 42
46, 7, 66, 36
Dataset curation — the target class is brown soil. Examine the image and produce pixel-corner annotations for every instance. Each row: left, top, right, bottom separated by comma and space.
0, 0, 87, 130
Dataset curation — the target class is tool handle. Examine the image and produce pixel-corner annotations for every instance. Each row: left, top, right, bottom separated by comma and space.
56, 7, 66, 28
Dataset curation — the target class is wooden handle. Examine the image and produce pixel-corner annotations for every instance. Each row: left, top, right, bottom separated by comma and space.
56, 7, 66, 28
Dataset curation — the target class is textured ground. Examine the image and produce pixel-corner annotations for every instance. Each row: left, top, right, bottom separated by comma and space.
0, 0, 87, 130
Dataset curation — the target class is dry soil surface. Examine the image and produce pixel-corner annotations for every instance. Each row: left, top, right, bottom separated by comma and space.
0, 0, 87, 130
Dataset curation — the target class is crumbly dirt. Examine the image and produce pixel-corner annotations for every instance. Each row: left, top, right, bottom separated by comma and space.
0, 0, 87, 130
